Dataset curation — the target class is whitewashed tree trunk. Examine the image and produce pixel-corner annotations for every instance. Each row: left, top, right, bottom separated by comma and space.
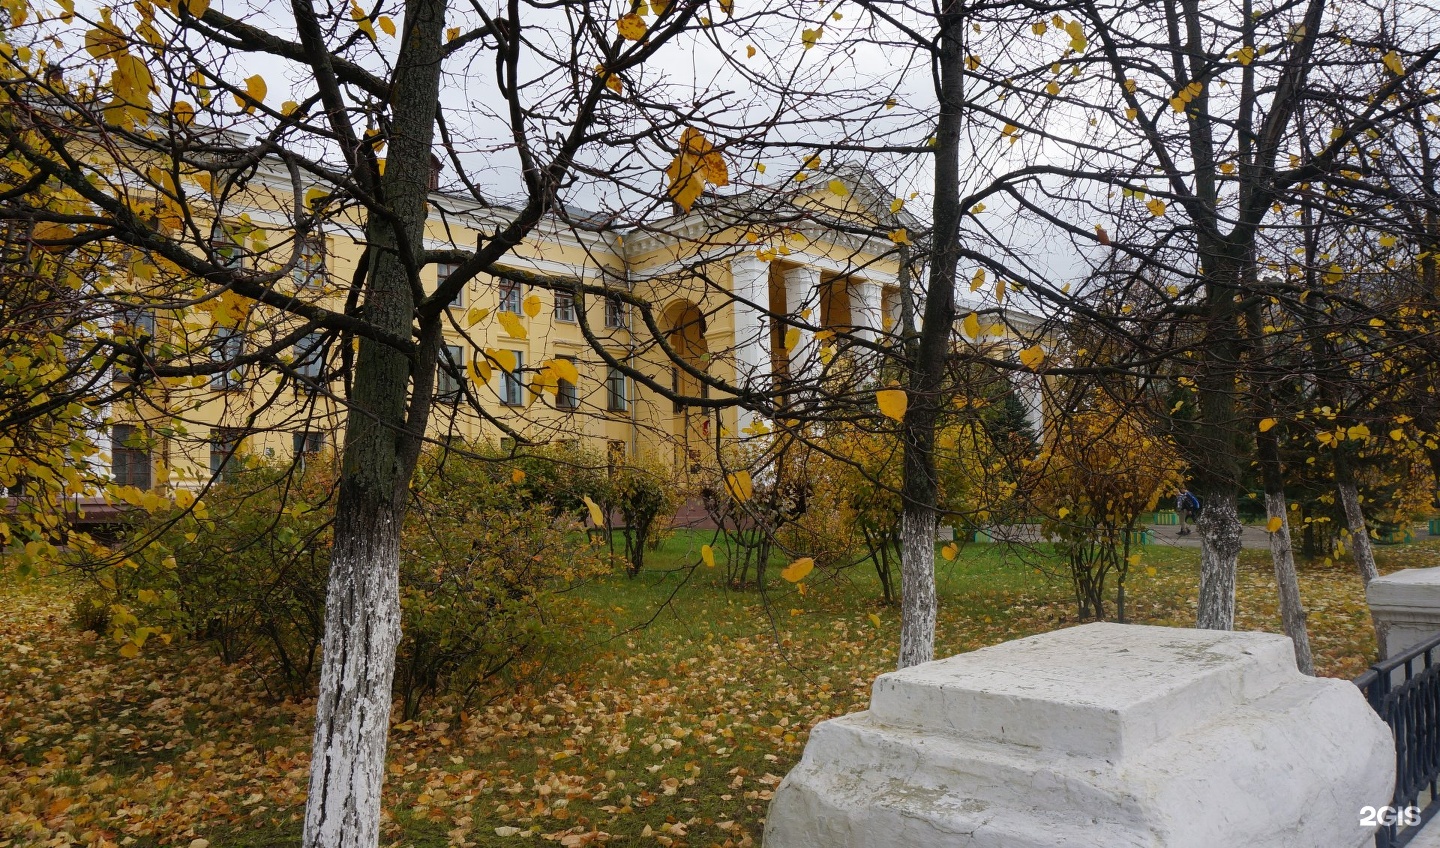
303, 500, 403, 848
1196, 491, 1242, 630
1337, 481, 1379, 584
899, 507, 938, 668
1337, 479, 1386, 653
1264, 491, 1314, 675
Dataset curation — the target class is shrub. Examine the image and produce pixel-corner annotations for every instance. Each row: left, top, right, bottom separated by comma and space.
96, 442, 607, 714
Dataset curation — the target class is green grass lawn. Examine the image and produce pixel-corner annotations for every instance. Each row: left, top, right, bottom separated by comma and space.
0, 526, 1421, 847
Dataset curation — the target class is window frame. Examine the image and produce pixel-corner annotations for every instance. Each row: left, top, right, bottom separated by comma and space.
606, 365, 628, 412
209, 427, 244, 482
556, 355, 579, 410
437, 261, 465, 308
604, 296, 628, 330
501, 350, 526, 406
436, 344, 464, 404
554, 292, 578, 323
111, 424, 152, 489
210, 327, 244, 390
498, 279, 522, 315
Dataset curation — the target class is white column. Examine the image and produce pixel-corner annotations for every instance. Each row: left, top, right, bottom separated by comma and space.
847, 278, 884, 344
729, 254, 773, 434
783, 265, 821, 382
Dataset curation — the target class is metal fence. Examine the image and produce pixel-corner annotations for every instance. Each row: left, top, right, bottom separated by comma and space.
1356, 632, 1440, 848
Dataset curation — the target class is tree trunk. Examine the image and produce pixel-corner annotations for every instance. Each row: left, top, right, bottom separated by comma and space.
1336, 480, 1379, 585
1264, 490, 1314, 675
896, 0, 963, 670
1335, 454, 1386, 655
301, 0, 448, 842
303, 494, 403, 847
1196, 490, 1242, 630
899, 509, 938, 666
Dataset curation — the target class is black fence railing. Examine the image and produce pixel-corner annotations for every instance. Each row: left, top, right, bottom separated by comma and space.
1356, 631, 1440, 848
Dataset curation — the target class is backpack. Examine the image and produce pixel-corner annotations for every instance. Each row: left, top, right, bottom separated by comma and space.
1183, 492, 1201, 512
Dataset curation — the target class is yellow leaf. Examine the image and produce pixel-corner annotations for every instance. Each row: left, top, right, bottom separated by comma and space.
827, 179, 848, 197
801, 27, 821, 49
582, 495, 605, 526
522, 293, 542, 318
467, 357, 492, 386
350, 2, 375, 39
446, 26, 460, 41
173, 489, 196, 510
1382, 50, 1405, 76
701, 544, 715, 568
890, 198, 904, 214
962, 312, 980, 338
720, 0, 733, 14
136, 589, 157, 604
549, 358, 579, 385
1220, 162, 1236, 174
605, 73, 623, 94
239, 74, 266, 109
1146, 198, 1167, 217
1347, 423, 1370, 440
511, 468, 526, 484
1391, 429, 1405, 441
868, 612, 882, 627
119, 642, 141, 659
1058, 507, 1070, 518
888, 228, 909, 245
746, 45, 756, 58
1259, 417, 1277, 432
1145, 566, 1157, 577
485, 348, 517, 374
617, 13, 647, 40
378, 15, 395, 36
1380, 234, 1398, 248
941, 542, 958, 561
780, 557, 815, 582
784, 328, 800, 351
1266, 516, 1283, 533
465, 307, 489, 327
876, 388, 907, 422
1046, 81, 1061, 96
970, 268, 986, 291
1018, 345, 1044, 369
497, 311, 527, 340
725, 470, 753, 503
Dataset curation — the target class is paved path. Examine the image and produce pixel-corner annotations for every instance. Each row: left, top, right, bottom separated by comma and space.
972, 522, 1276, 550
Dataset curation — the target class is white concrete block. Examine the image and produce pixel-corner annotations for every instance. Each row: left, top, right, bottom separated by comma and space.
1368, 567, 1440, 658
765, 623, 1394, 848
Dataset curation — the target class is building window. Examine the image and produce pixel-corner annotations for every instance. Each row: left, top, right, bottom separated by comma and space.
436, 344, 463, 404
557, 356, 578, 410
606, 365, 628, 412
293, 431, 325, 471
554, 292, 577, 323
210, 221, 245, 270
501, 350, 526, 406
294, 332, 325, 382
211, 328, 244, 389
117, 305, 155, 338
293, 236, 324, 286
209, 428, 243, 482
604, 297, 628, 329
111, 424, 151, 489
437, 261, 464, 307
498, 280, 522, 314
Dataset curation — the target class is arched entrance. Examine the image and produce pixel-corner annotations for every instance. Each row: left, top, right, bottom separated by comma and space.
663, 300, 710, 472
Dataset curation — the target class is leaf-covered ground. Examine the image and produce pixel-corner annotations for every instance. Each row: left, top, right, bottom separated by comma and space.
3, 529, 1434, 847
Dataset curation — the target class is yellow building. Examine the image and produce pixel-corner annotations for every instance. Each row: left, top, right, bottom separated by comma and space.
105, 162, 916, 490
